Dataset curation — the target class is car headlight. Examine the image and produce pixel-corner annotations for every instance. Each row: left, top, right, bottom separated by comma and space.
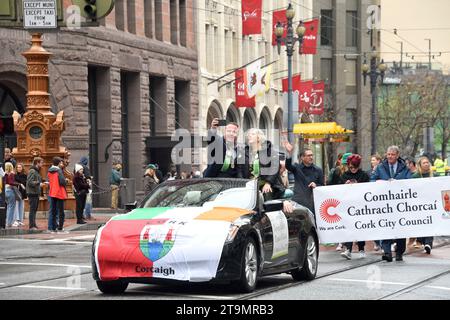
226, 224, 240, 243
225, 217, 250, 243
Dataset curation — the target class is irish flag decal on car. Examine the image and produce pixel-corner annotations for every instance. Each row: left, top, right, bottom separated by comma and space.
95, 207, 252, 282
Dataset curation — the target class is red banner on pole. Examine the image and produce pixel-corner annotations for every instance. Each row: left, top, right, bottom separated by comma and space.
299, 80, 313, 112
235, 69, 255, 108
281, 74, 301, 93
300, 19, 319, 54
309, 81, 325, 115
242, 0, 262, 35
272, 9, 287, 46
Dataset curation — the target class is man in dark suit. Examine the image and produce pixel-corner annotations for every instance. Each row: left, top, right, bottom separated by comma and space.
282, 140, 324, 215
371, 145, 412, 262
204, 118, 246, 178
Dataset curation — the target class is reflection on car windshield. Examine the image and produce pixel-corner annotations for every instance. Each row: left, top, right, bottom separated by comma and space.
141, 179, 253, 209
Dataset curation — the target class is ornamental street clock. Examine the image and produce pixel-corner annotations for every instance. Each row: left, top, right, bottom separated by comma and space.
12, 33, 75, 212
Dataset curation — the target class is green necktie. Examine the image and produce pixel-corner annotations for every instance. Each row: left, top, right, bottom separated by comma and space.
390, 165, 395, 178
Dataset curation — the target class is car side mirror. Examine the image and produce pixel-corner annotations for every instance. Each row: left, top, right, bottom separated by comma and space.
124, 201, 137, 212
263, 200, 284, 212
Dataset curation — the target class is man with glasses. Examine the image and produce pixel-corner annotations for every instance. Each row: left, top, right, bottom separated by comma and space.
283, 141, 324, 215
371, 145, 412, 262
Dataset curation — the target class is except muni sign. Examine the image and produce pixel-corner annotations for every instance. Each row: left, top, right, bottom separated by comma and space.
23, 0, 57, 29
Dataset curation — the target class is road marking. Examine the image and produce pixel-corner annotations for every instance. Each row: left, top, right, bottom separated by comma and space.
0, 262, 91, 269
17, 285, 87, 291
328, 278, 408, 286
426, 286, 450, 291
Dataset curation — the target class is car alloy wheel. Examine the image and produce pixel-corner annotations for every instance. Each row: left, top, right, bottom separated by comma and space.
237, 237, 259, 292
305, 234, 318, 276
291, 233, 318, 281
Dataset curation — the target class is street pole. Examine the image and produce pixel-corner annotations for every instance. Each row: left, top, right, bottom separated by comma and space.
425, 38, 431, 70
396, 41, 403, 72
370, 56, 377, 155
275, 3, 305, 144
362, 51, 386, 157
287, 40, 294, 144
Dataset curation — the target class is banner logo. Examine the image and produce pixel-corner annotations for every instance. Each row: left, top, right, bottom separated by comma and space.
442, 191, 450, 219
243, 10, 258, 21
320, 199, 342, 223
140, 222, 176, 262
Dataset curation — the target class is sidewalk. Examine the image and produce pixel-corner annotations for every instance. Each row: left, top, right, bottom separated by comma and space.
0, 208, 125, 237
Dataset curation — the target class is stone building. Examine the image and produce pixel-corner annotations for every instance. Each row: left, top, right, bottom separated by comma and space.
0, 0, 198, 206
312, 0, 380, 168
197, 0, 314, 169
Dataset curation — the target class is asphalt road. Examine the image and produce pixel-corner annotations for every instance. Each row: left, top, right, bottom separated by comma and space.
1, 233, 450, 300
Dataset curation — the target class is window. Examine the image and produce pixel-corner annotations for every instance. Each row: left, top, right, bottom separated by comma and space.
155, 0, 163, 41
346, 108, 356, 131
115, 0, 125, 31
345, 59, 357, 94
127, 0, 136, 34
346, 11, 357, 47
170, 0, 178, 44
205, 24, 212, 70
321, 58, 332, 84
232, 31, 238, 67
144, 0, 154, 38
179, 0, 187, 46
320, 10, 332, 46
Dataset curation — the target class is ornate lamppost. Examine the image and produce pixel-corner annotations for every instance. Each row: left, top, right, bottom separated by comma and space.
275, 3, 305, 143
362, 48, 386, 155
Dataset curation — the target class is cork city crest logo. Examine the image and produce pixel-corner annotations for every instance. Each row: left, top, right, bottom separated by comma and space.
139, 223, 176, 262
319, 199, 342, 224
442, 191, 450, 219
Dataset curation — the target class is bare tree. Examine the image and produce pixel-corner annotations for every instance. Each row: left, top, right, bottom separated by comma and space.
378, 72, 449, 158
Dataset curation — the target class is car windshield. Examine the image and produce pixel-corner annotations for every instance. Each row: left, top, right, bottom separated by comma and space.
141, 179, 257, 210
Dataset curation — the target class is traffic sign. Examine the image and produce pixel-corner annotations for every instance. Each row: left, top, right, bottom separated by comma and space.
23, 0, 57, 29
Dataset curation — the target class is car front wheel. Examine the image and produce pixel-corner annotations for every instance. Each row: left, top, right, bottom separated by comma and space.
237, 237, 259, 292
291, 233, 318, 281
96, 280, 128, 294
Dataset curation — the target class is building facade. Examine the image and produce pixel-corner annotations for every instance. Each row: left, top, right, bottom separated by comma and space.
197, 0, 314, 170
0, 0, 198, 206
312, 0, 379, 168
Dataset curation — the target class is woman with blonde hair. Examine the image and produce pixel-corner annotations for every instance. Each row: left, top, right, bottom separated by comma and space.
245, 128, 285, 200
412, 156, 436, 254
14, 163, 27, 226
4, 162, 19, 227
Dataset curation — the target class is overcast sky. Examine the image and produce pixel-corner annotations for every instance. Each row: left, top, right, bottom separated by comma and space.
380, 0, 450, 73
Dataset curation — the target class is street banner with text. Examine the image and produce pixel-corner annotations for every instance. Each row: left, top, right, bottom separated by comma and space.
309, 81, 325, 115
313, 177, 450, 243
242, 0, 262, 35
300, 19, 319, 54
299, 80, 313, 112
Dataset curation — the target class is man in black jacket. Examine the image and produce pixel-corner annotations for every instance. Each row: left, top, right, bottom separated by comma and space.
203, 118, 246, 178
283, 140, 324, 215
26, 157, 44, 230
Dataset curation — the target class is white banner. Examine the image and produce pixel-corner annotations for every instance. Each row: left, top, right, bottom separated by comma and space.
313, 177, 450, 243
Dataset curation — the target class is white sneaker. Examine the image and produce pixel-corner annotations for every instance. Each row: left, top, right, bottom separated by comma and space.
12, 221, 19, 227
359, 250, 366, 258
341, 250, 352, 260
18, 221, 25, 226
336, 243, 343, 251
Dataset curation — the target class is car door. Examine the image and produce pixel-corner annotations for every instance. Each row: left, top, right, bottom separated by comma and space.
259, 196, 292, 273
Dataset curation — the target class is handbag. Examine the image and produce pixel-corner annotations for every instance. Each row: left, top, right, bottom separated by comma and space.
12, 186, 22, 200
